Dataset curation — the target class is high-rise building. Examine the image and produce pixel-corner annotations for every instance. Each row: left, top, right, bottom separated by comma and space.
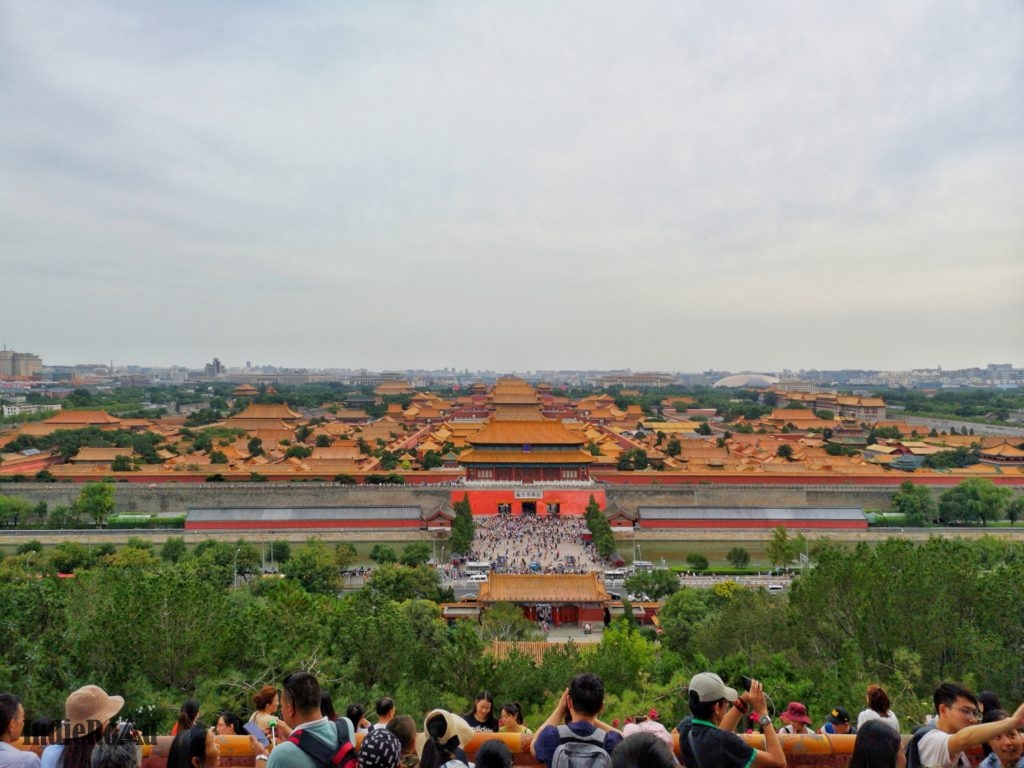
0, 349, 43, 378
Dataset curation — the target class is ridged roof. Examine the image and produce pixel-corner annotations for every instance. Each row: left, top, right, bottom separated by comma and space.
468, 418, 586, 446
458, 449, 596, 465
478, 573, 609, 603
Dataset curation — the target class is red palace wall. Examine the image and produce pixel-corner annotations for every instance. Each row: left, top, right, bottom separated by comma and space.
186, 519, 422, 531
450, 489, 606, 516
642, 519, 868, 530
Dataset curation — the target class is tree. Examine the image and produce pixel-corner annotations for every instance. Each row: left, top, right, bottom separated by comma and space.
1007, 496, 1024, 526
726, 547, 751, 568
208, 450, 228, 464
111, 455, 135, 472
480, 602, 539, 641
450, 494, 475, 556
370, 544, 398, 565
697, 422, 712, 436
890, 481, 937, 526
939, 478, 1013, 526
776, 444, 794, 460
617, 448, 649, 471
284, 445, 312, 460
160, 537, 187, 563
665, 438, 682, 457
281, 539, 342, 594
0, 496, 33, 528
623, 569, 679, 600
400, 541, 432, 567
362, 564, 448, 603
686, 553, 709, 571
74, 482, 116, 527
247, 437, 264, 457
765, 526, 802, 568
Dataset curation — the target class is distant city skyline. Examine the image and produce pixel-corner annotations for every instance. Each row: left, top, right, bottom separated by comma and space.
3, 3, 1021, 372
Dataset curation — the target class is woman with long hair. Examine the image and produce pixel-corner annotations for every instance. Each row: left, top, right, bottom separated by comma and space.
497, 703, 531, 735
848, 720, 904, 768
462, 692, 498, 733
419, 710, 473, 768
857, 685, 900, 732
168, 726, 219, 768
172, 700, 201, 737
41, 686, 124, 768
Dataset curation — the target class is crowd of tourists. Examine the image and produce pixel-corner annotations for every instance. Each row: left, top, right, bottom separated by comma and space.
2, 672, 1023, 768
466, 514, 601, 575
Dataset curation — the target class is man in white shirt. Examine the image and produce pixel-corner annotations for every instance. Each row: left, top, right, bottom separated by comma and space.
916, 683, 1024, 768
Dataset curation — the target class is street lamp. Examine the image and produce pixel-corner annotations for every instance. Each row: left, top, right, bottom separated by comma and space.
232, 548, 241, 589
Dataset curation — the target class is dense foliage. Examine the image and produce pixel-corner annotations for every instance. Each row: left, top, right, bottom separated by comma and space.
0, 533, 1022, 736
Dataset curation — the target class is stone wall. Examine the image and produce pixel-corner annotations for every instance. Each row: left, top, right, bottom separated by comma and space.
5, 481, 898, 518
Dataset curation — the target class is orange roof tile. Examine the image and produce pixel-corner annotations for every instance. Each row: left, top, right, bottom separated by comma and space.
478, 573, 610, 603
458, 449, 597, 464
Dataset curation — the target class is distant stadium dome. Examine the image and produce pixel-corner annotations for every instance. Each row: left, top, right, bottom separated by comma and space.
713, 373, 780, 388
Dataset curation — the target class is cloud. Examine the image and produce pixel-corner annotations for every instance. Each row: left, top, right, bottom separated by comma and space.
2, 1, 1021, 371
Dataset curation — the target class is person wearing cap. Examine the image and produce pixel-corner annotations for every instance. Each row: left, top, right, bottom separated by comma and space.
42, 686, 124, 768
357, 728, 401, 768
819, 707, 856, 736
778, 703, 812, 735
0, 694, 40, 768
678, 672, 785, 768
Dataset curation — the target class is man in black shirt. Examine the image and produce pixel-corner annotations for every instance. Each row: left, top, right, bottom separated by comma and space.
678, 672, 785, 768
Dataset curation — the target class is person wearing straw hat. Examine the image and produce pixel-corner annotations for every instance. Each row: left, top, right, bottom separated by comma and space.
41, 686, 124, 768
0, 693, 40, 768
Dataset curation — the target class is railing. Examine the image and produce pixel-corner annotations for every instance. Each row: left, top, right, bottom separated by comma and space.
16, 731, 872, 768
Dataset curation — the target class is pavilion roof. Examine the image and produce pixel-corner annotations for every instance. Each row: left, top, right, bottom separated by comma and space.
478, 573, 609, 603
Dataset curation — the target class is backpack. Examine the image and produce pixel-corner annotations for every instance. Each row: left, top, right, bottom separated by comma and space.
550, 724, 612, 768
905, 722, 936, 768
287, 718, 356, 768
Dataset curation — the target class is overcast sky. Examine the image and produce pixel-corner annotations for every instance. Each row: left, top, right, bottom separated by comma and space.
2, 2, 1021, 374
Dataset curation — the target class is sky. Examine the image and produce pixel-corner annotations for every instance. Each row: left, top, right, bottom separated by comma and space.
2, 2, 1022, 374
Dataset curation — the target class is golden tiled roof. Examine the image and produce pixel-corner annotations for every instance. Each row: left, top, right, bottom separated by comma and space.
45, 409, 122, 425
478, 573, 609, 603
469, 418, 586, 446
229, 403, 302, 421
458, 449, 596, 464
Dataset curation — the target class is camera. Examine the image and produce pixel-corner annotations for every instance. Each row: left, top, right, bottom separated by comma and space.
740, 676, 753, 692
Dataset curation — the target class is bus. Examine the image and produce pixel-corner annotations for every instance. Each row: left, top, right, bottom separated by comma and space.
631, 560, 654, 573
465, 561, 492, 574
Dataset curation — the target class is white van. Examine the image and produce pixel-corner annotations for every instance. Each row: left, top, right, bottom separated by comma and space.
632, 560, 654, 572
766, 584, 785, 594
469, 573, 488, 582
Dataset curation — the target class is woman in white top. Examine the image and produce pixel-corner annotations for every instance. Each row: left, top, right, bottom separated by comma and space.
857, 685, 900, 732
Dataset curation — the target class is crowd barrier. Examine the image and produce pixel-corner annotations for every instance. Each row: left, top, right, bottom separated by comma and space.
18, 731, 865, 768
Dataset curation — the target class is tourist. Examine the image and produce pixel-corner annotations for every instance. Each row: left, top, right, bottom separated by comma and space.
678, 672, 785, 768
265, 673, 346, 768
778, 702, 813, 735
372, 699, 396, 731
474, 740, 513, 768
214, 712, 268, 761
979, 709, 1024, 768
848, 720, 902, 768
41, 686, 124, 768
914, 683, 1024, 768
612, 732, 677, 768
858, 686, 900, 733
384, 716, 418, 768
357, 728, 401, 768
90, 737, 140, 768
622, 709, 673, 750
251, 687, 291, 743
345, 706, 369, 734
820, 707, 856, 735
497, 703, 531, 736
319, 696, 336, 723
0, 694, 40, 768
172, 700, 202, 737
462, 693, 498, 733
168, 726, 219, 768
417, 710, 472, 768
531, 673, 622, 768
